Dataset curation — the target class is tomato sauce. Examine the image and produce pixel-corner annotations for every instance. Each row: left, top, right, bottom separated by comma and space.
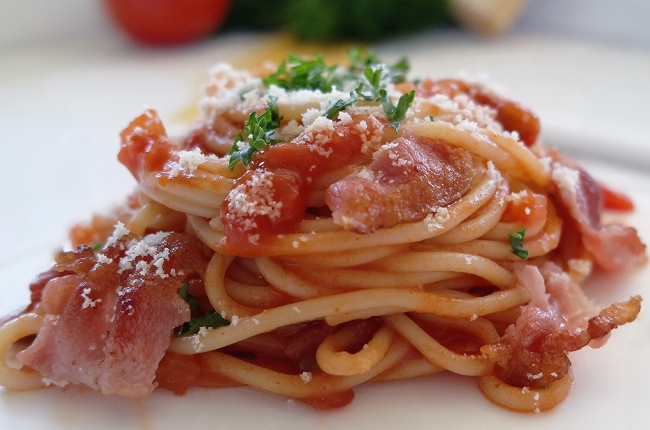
219, 115, 384, 256
600, 183, 634, 212
156, 351, 355, 409
300, 390, 355, 410
118, 109, 175, 181
156, 352, 239, 395
501, 193, 548, 225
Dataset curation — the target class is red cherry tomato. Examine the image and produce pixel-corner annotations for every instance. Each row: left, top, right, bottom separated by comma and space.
104, 0, 231, 45
600, 183, 635, 212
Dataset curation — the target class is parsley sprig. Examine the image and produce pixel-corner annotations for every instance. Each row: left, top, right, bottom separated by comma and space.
379, 89, 416, 133
325, 58, 416, 133
263, 54, 342, 92
348, 49, 409, 84
175, 282, 230, 336
508, 228, 529, 260
230, 51, 417, 167
228, 96, 283, 169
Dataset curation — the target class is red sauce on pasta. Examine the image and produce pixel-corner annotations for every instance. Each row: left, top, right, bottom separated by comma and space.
219, 115, 383, 256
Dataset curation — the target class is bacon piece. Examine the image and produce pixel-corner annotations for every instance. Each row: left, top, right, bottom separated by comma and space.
541, 262, 600, 332
482, 295, 641, 389
326, 131, 476, 233
551, 160, 647, 271
18, 233, 211, 397
417, 79, 540, 146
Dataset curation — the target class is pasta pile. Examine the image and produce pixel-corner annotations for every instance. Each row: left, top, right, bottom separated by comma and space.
0, 52, 645, 412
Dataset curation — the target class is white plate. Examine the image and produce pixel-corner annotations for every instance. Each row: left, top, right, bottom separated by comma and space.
1, 32, 649, 429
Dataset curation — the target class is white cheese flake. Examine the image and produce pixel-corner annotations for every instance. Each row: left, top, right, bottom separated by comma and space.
226, 171, 283, 230
95, 254, 113, 265
300, 371, 313, 383
191, 336, 204, 353
42, 377, 69, 388
168, 148, 211, 178
105, 221, 130, 248
506, 190, 529, 203
551, 163, 580, 194
81, 287, 101, 309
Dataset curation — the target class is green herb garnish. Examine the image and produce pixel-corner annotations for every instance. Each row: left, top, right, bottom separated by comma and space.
325, 53, 416, 130
232, 51, 417, 161
175, 282, 230, 336
92, 243, 104, 251
178, 282, 200, 313
175, 311, 230, 337
324, 94, 358, 119
228, 96, 284, 169
348, 49, 409, 84
508, 228, 529, 260
263, 54, 341, 92
379, 89, 416, 133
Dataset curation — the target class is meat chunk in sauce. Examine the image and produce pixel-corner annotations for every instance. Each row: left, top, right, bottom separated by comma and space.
18, 233, 211, 397
327, 131, 476, 233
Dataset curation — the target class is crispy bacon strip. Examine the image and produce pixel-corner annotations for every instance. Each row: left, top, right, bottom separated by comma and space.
18, 233, 211, 397
482, 296, 641, 389
326, 131, 476, 233
551, 159, 647, 271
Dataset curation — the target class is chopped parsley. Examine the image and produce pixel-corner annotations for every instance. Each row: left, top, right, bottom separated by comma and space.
324, 95, 358, 119
348, 49, 409, 84
175, 311, 230, 337
508, 228, 529, 260
263, 54, 341, 92
379, 88, 416, 133
175, 282, 230, 336
325, 51, 416, 131
178, 282, 199, 313
231, 51, 418, 165
91, 243, 104, 251
228, 96, 283, 169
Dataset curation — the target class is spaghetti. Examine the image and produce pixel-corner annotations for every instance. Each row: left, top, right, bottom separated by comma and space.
0, 52, 646, 412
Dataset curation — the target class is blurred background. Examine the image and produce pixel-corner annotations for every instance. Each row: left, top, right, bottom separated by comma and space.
0, 0, 649, 51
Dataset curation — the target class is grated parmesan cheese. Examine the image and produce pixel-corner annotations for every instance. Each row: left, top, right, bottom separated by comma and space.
506, 190, 529, 203
42, 377, 69, 388
81, 287, 101, 309
526, 372, 543, 380
168, 148, 217, 178
117, 232, 171, 277
226, 171, 283, 231
551, 163, 580, 194
95, 254, 113, 265
300, 371, 312, 383
105, 221, 130, 248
